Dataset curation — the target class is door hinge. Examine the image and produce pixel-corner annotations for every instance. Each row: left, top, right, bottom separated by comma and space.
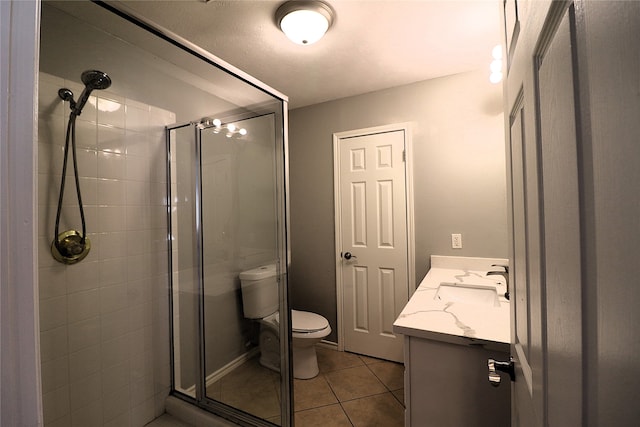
402, 150, 406, 162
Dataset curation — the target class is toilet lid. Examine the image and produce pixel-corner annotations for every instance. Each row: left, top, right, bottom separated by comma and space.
291, 310, 329, 332
239, 264, 277, 280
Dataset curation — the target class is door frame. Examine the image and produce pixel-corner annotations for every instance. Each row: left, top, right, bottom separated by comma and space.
332, 123, 415, 353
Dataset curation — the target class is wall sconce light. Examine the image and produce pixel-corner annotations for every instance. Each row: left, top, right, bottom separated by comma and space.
489, 44, 503, 84
276, 1, 335, 45
200, 117, 247, 139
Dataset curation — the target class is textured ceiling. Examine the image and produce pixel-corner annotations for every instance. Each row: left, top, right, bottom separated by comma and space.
118, 0, 503, 108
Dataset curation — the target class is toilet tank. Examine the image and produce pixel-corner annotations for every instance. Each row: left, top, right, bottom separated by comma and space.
239, 264, 279, 319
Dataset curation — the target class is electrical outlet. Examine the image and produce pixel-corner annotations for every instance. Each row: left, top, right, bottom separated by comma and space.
451, 233, 462, 249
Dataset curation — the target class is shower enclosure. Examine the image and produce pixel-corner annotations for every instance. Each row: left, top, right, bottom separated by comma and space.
169, 110, 290, 425
37, 2, 291, 426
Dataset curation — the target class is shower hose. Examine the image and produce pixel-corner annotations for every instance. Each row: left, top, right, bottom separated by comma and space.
53, 110, 88, 256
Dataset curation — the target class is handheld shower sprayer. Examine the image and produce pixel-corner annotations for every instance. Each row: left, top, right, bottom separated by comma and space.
52, 70, 112, 264
58, 70, 112, 116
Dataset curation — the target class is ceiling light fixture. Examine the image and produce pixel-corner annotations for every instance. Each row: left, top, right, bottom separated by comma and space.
276, 1, 335, 45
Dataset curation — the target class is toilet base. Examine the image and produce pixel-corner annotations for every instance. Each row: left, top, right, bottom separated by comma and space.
254, 310, 331, 380
292, 340, 321, 379
259, 325, 280, 373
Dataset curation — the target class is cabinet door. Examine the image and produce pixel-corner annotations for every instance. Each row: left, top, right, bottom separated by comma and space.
406, 337, 510, 427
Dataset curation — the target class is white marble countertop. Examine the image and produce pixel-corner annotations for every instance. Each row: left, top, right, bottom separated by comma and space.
393, 255, 511, 349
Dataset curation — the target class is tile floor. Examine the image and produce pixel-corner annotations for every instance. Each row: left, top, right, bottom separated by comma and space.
293, 347, 404, 426
146, 346, 405, 427
207, 353, 282, 423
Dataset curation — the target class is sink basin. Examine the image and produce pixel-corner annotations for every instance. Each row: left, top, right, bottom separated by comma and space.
435, 282, 500, 307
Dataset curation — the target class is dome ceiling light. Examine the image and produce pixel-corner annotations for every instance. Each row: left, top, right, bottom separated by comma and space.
276, 1, 335, 45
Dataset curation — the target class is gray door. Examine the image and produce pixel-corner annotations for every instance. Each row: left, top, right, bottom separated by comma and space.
506, 1, 640, 425
505, 2, 584, 425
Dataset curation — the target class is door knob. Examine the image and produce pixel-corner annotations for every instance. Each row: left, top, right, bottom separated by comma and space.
343, 252, 357, 260
487, 357, 515, 387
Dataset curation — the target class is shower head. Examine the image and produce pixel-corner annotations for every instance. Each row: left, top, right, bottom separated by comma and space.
72, 69, 112, 116
81, 70, 111, 90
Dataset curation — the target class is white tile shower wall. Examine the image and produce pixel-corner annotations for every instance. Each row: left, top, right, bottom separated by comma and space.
38, 72, 175, 427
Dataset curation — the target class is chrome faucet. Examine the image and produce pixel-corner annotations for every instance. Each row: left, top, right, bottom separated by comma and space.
487, 264, 509, 300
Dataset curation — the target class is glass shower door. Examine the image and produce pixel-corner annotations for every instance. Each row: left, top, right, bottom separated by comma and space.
200, 113, 284, 424
168, 109, 291, 426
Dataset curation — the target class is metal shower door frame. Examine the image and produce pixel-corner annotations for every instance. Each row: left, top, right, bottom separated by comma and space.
166, 115, 293, 426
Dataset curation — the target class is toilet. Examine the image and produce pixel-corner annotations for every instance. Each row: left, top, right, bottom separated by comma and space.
240, 264, 331, 379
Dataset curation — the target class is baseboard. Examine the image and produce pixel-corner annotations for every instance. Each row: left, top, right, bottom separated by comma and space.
180, 341, 337, 395
183, 347, 260, 394
317, 340, 338, 350
207, 347, 260, 387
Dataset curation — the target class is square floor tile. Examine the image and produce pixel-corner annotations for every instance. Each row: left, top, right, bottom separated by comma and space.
219, 379, 280, 421
205, 355, 281, 422
205, 380, 221, 401
218, 357, 279, 390
367, 360, 404, 391
294, 375, 337, 411
295, 403, 353, 427
391, 387, 405, 406
324, 365, 387, 402
342, 392, 405, 427
317, 347, 364, 373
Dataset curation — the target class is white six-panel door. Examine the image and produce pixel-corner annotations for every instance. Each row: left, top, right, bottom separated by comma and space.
335, 128, 410, 363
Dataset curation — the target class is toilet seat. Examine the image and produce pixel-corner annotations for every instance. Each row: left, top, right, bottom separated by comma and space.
291, 310, 329, 333
258, 310, 331, 336
256, 309, 331, 379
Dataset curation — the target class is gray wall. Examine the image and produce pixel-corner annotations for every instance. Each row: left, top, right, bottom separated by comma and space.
288, 70, 508, 343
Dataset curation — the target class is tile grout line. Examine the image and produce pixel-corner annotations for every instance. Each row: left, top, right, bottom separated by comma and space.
338, 400, 356, 427
318, 364, 356, 426
361, 356, 406, 409
325, 355, 397, 426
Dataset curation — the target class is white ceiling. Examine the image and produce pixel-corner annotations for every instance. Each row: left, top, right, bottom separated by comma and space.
119, 0, 503, 108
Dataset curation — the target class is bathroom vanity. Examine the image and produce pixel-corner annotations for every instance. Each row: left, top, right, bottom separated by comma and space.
393, 256, 511, 427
